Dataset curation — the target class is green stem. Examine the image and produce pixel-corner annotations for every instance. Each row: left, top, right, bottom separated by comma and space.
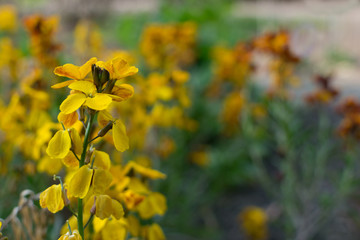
77, 113, 95, 240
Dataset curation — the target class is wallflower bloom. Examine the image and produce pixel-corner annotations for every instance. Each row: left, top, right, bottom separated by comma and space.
67, 165, 113, 199
95, 57, 138, 80
40, 184, 65, 213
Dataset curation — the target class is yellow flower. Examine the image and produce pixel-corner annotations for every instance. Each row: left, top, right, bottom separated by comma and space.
52, 57, 97, 89
95, 57, 138, 80
95, 195, 124, 220
58, 230, 81, 240
98, 110, 129, 152
0, 5, 17, 32
121, 189, 145, 210
40, 184, 65, 213
239, 206, 268, 240
67, 165, 113, 199
136, 192, 167, 219
60, 81, 114, 114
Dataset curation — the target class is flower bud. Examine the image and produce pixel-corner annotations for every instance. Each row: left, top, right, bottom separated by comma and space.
103, 79, 116, 94
97, 121, 113, 137
92, 64, 101, 90
100, 68, 110, 86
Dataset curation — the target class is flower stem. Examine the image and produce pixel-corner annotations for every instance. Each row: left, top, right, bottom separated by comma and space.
77, 113, 95, 239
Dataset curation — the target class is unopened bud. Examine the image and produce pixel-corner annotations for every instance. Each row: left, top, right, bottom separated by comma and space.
97, 121, 113, 137
103, 79, 116, 94
100, 69, 110, 86
92, 64, 101, 90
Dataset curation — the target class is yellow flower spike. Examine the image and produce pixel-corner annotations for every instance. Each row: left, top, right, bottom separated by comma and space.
46, 129, 72, 159
68, 166, 93, 199
93, 168, 113, 195
96, 57, 138, 80
40, 184, 65, 213
92, 150, 111, 170
69, 128, 83, 155
95, 195, 124, 220
58, 111, 79, 129
137, 192, 167, 219
58, 230, 82, 240
113, 120, 129, 152
52, 57, 97, 89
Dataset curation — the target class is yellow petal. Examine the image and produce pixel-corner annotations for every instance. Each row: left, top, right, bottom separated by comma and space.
79, 57, 97, 79
68, 166, 93, 199
97, 110, 113, 128
68, 80, 96, 95
137, 192, 167, 219
46, 130, 71, 159
51, 80, 76, 89
92, 150, 111, 170
60, 93, 86, 114
110, 83, 134, 102
111, 57, 138, 79
54, 57, 97, 80
131, 162, 166, 180
93, 168, 113, 195
95, 195, 113, 220
39, 184, 64, 213
85, 93, 112, 111
112, 199, 124, 219
62, 152, 79, 168
101, 219, 127, 240
147, 223, 166, 240
37, 156, 63, 175
54, 64, 82, 79
58, 111, 79, 128
69, 128, 83, 155
113, 120, 129, 152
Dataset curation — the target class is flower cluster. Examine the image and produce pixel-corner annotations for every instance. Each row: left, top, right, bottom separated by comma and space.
140, 22, 197, 70
38, 57, 168, 239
